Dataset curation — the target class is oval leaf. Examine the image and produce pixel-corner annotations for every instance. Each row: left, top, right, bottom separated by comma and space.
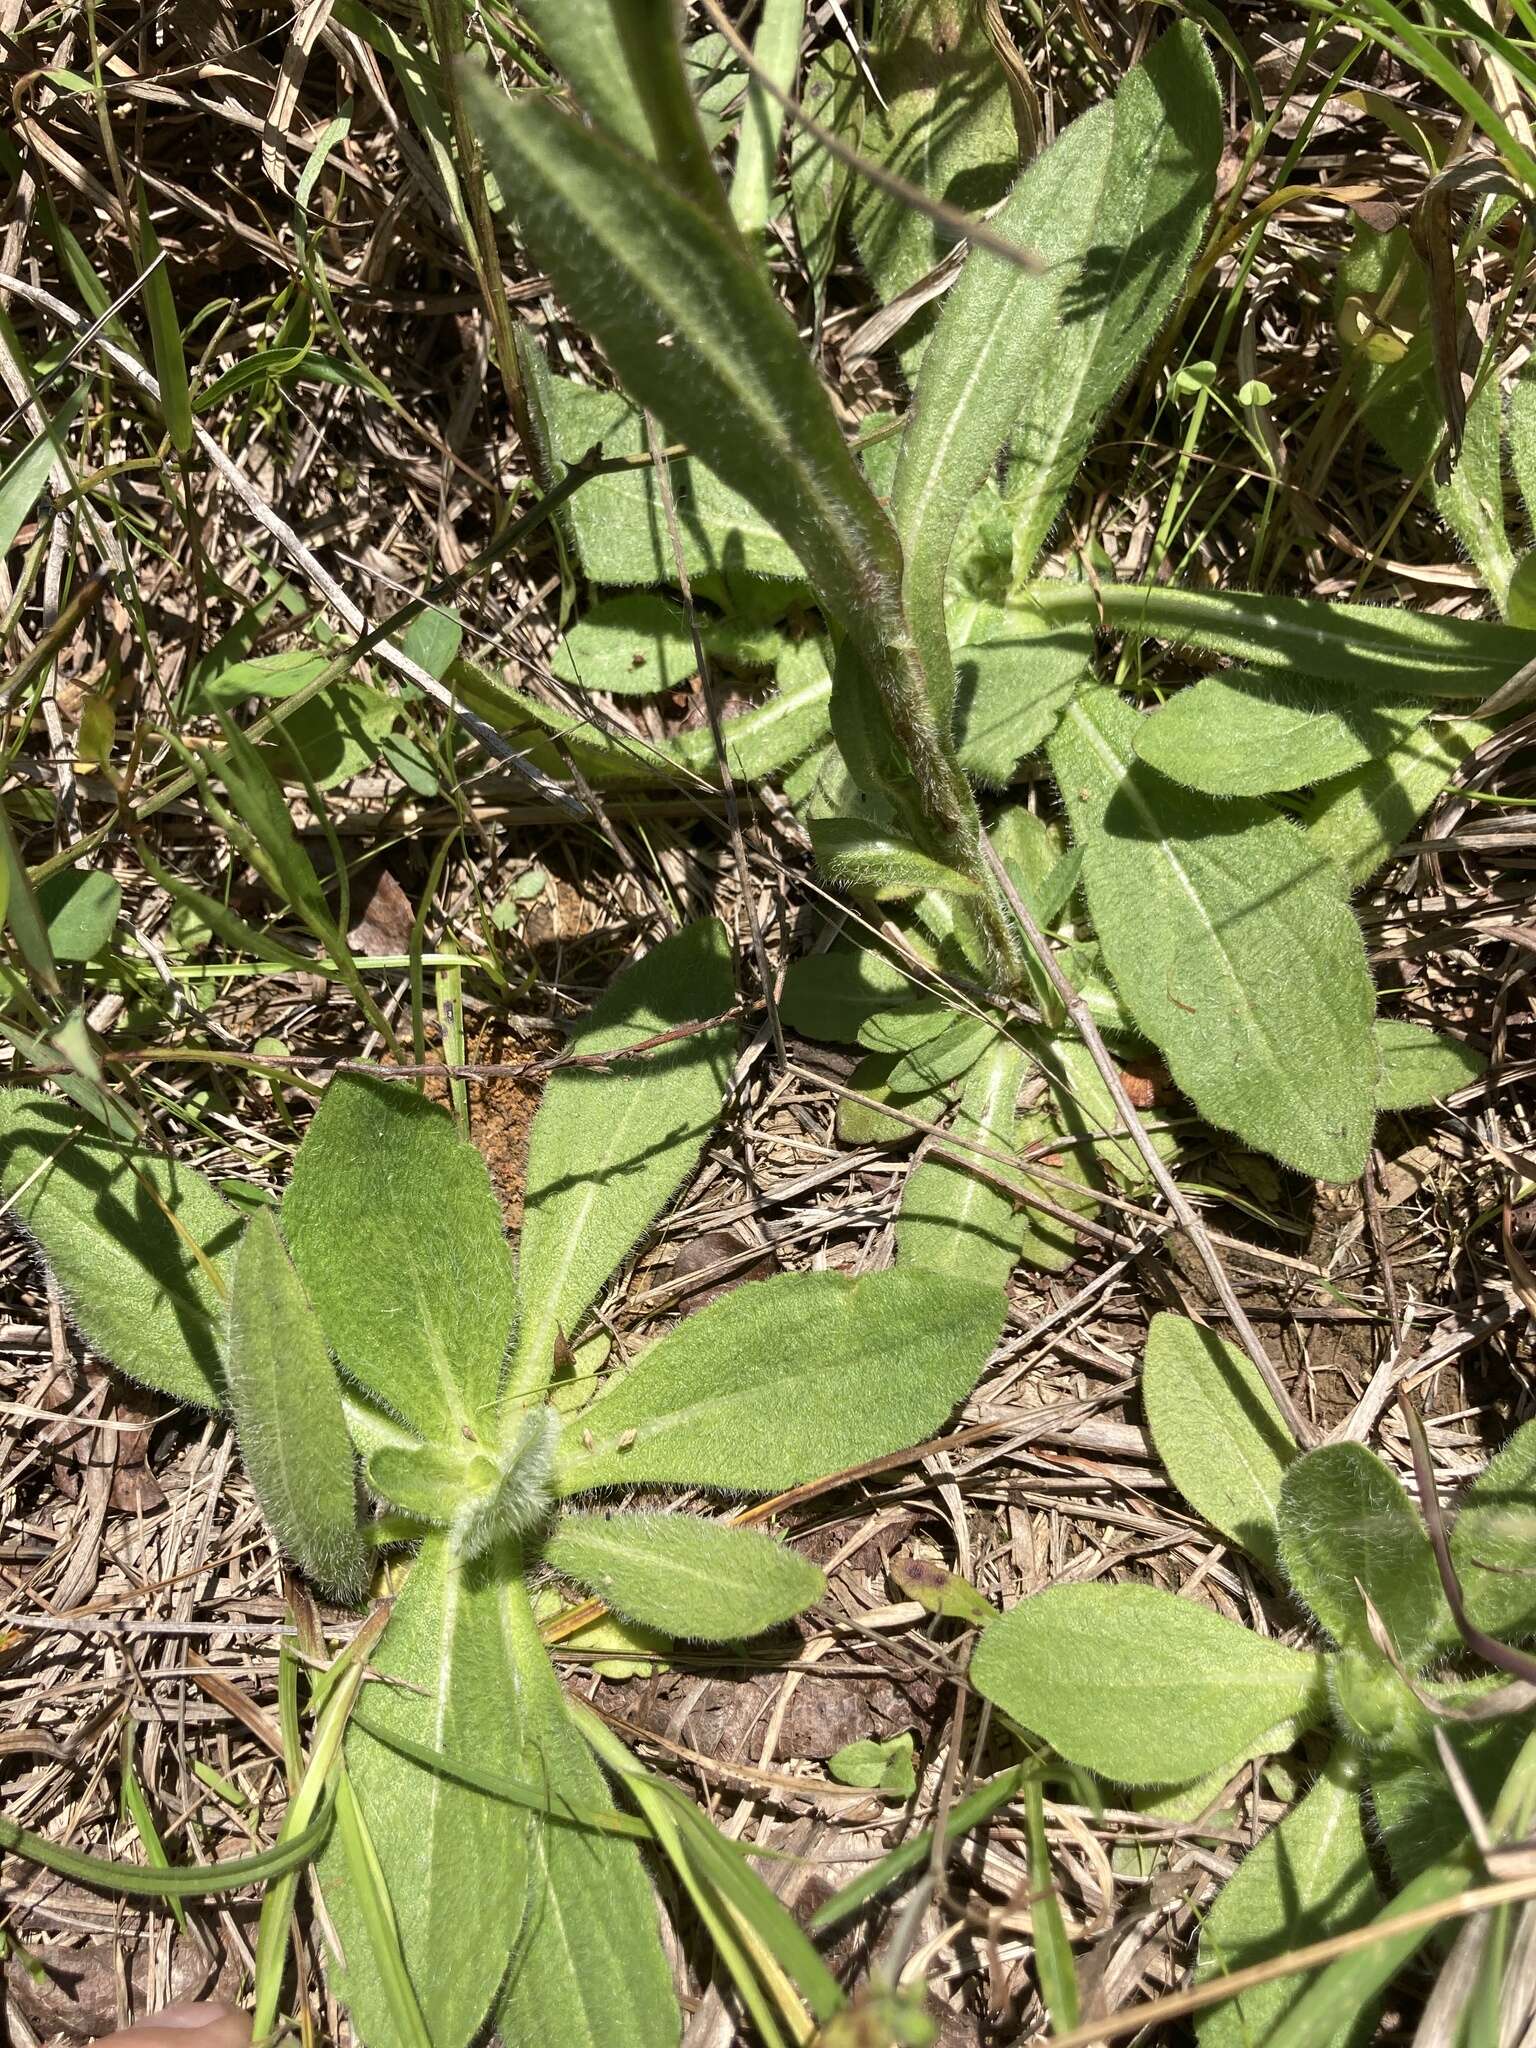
1134, 672, 1429, 797
1374, 1019, 1485, 1110
1450, 1421, 1536, 1644
545, 1511, 825, 1640
1277, 1443, 1451, 1665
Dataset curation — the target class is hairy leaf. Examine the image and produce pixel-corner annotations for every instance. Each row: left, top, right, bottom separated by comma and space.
897, 1037, 1028, 1286
1277, 1443, 1450, 1665
1195, 1749, 1378, 2048
1013, 1111, 1098, 1271
551, 595, 698, 697
1027, 581, 1528, 695
1369, 1717, 1526, 1884
779, 945, 916, 1043
1374, 1018, 1485, 1109
836, 1051, 944, 1145
546, 1511, 824, 1640
1450, 1421, 1536, 1643
513, 0, 651, 158
0, 1090, 235, 1407
728, 0, 805, 241
894, 22, 1218, 717
1143, 1313, 1296, 1572
282, 1075, 515, 1446
970, 1584, 1329, 1785
811, 817, 981, 899
1133, 672, 1429, 797
1301, 716, 1495, 891
467, 77, 904, 644
226, 1213, 367, 1600
1048, 687, 1378, 1182
322, 1538, 526, 2048
512, 921, 735, 1393
790, 43, 861, 302
496, 1582, 678, 2048
886, 1014, 993, 1094
952, 611, 1095, 780
554, 1268, 1006, 1495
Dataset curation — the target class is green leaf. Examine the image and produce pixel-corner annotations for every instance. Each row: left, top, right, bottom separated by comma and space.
1512, 366, 1536, 541
779, 945, 915, 1043
545, 1511, 825, 1641
514, 367, 803, 587
466, 78, 903, 645
37, 866, 121, 961
0, 802, 55, 993
514, 0, 652, 157
269, 680, 397, 789
368, 1442, 496, 1525
1027, 580, 1529, 695
894, 22, 1219, 716
835, 1051, 943, 1145
727, 0, 805, 242
828, 1734, 916, 1797
1450, 1420, 1536, 1643
226, 1212, 367, 1601
1368, 1716, 1525, 1883
789, 43, 861, 300
0, 380, 86, 557
952, 612, 1096, 782
850, 0, 1017, 362
896, 1035, 1029, 1286
1143, 1313, 1296, 1572
283, 1075, 516, 1445
856, 998, 953, 1054
554, 1267, 1006, 1496
886, 1013, 992, 1093
1048, 686, 1378, 1183
1012, 1111, 1098, 1272
195, 645, 333, 710
551, 594, 699, 697
510, 921, 735, 1392
136, 186, 193, 454
1195, 1749, 1378, 2048
810, 816, 981, 899
1301, 715, 1495, 892
322, 1538, 526, 2048
0, 1090, 235, 1407
1374, 1018, 1485, 1109
497, 1583, 679, 2048
1276, 1443, 1451, 1664
213, 714, 337, 939
970, 1584, 1329, 1785
1133, 672, 1430, 797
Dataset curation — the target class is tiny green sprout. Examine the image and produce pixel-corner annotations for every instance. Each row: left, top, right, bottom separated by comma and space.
0, 919, 1007, 2048
972, 1311, 1536, 2047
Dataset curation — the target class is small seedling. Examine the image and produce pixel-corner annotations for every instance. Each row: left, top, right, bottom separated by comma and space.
971, 1311, 1536, 2044
0, 919, 1007, 2046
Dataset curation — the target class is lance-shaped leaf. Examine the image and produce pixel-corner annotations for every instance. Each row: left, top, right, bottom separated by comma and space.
1277, 1444, 1451, 1666
970, 1584, 1329, 1785
553, 1268, 1006, 1496
810, 817, 981, 899
1026, 581, 1529, 695
1302, 715, 1494, 892
514, 0, 651, 158
465, 73, 904, 646
546, 1512, 825, 1641
897, 1036, 1030, 1287
790, 43, 861, 302
322, 1538, 527, 2048
1143, 1313, 1296, 1573
1133, 672, 1430, 798
0, 1090, 235, 1407
728, 0, 805, 242
282, 1075, 516, 1446
894, 22, 1219, 716
226, 1213, 367, 1601
0, 379, 86, 557
1195, 1749, 1378, 2048
1048, 687, 1378, 1183
511, 920, 735, 1393
1450, 1421, 1536, 1644
496, 1579, 678, 2048
1374, 1018, 1485, 1109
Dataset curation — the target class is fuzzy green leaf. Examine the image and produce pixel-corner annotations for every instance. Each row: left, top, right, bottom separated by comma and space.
970, 1584, 1329, 1786
779, 945, 915, 1043
789, 43, 861, 299
1512, 367, 1536, 542
894, 22, 1219, 716
226, 1213, 367, 1600
1368, 1716, 1525, 1884
856, 998, 953, 1053
727, 0, 804, 241
1450, 1421, 1536, 1644
1133, 672, 1429, 797
1049, 687, 1378, 1182
1301, 716, 1494, 892
282, 1075, 515, 1446
1374, 1019, 1484, 1109
467, 77, 903, 645
496, 1583, 678, 2048
516, 363, 802, 587
368, 1442, 496, 1526
514, 0, 651, 158
1195, 1749, 1378, 2048
552, 595, 698, 697
952, 611, 1095, 781
1276, 1443, 1450, 1665
886, 1014, 993, 1093
546, 1511, 824, 1641
1013, 1112, 1099, 1271
836, 1052, 943, 1145
321, 1538, 527, 2048
810, 817, 981, 899
511, 920, 735, 1391
828, 1734, 917, 1796
1143, 1313, 1296, 1572
897, 1036, 1028, 1287
1027, 581, 1528, 696
0, 1090, 235, 1407
554, 1268, 1006, 1496
38, 867, 121, 962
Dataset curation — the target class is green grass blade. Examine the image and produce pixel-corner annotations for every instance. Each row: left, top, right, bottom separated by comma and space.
134, 186, 192, 453
728, 0, 806, 242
